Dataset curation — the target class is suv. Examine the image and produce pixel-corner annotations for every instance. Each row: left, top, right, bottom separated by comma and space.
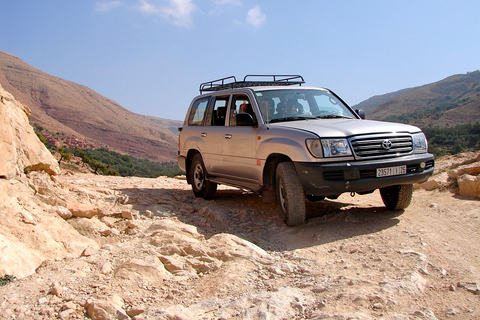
177, 75, 434, 226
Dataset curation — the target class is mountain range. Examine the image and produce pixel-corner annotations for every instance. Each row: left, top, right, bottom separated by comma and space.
1, 50, 478, 164
354, 71, 480, 128
0, 51, 181, 162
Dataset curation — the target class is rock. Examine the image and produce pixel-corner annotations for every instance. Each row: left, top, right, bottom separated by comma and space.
121, 210, 139, 220
115, 256, 171, 281
127, 306, 146, 318
86, 296, 129, 320
55, 206, 73, 219
101, 261, 114, 274
412, 307, 438, 320
457, 281, 480, 294
126, 220, 141, 229
457, 174, 480, 199
49, 282, 63, 297
82, 246, 98, 257
0, 181, 99, 279
66, 201, 100, 218
0, 84, 60, 179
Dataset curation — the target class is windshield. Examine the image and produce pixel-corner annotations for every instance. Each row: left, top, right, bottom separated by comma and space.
254, 89, 356, 124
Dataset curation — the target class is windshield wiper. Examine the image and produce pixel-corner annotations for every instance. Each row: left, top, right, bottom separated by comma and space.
315, 115, 353, 119
269, 116, 316, 123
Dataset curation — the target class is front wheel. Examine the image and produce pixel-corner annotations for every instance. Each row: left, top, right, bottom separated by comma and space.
190, 154, 217, 199
380, 184, 413, 210
276, 162, 306, 226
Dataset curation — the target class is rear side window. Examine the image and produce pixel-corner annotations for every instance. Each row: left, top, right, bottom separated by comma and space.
210, 96, 230, 126
187, 97, 210, 126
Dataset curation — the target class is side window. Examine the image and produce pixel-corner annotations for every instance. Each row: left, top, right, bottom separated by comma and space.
187, 97, 210, 126
210, 96, 230, 126
230, 94, 255, 126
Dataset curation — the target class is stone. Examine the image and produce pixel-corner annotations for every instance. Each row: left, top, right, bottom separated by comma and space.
457, 174, 480, 199
66, 201, 100, 218
49, 282, 63, 297
55, 206, 73, 219
115, 256, 171, 281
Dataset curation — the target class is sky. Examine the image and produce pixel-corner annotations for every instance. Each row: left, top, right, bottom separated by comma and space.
1, 1, 480, 121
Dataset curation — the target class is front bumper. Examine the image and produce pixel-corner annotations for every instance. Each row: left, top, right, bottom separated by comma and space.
294, 153, 435, 196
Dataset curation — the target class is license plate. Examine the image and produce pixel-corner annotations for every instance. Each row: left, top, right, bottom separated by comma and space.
376, 165, 406, 177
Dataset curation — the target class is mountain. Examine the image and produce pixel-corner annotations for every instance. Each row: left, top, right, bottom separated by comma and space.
352, 88, 413, 112
355, 71, 480, 128
0, 51, 181, 162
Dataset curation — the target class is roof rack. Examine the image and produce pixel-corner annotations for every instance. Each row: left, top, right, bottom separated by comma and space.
199, 75, 304, 93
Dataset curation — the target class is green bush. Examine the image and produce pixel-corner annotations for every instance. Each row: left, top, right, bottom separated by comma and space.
69, 147, 184, 178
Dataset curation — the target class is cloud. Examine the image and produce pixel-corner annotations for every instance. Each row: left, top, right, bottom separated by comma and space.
213, 0, 242, 6
160, 0, 196, 27
246, 4, 266, 28
138, 0, 160, 14
135, 0, 195, 27
94, 0, 124, 12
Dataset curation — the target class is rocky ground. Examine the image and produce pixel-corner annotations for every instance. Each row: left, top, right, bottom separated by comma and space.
1, 153, 479, 320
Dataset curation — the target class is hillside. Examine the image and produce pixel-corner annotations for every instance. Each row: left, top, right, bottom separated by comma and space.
0, 51, 181, 162
360, 71, 480, 128
352, 87, 413, 112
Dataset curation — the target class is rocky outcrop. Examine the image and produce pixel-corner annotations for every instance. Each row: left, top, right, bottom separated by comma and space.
0, 85, 97, 278
416, 151, 480, 199
0, 83, 59, 178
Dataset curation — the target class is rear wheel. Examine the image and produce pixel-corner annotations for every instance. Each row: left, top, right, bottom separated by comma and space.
380, 184, 413, 210
276, 162, 306, 226
190, 154, 217, 199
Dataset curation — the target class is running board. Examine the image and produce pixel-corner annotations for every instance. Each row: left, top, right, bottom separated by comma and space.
207, 177, 263, 194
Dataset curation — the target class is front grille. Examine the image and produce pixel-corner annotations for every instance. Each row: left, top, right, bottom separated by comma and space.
350, 135, 413, 159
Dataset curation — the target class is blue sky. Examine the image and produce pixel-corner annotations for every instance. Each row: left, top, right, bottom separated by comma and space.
1, 1, 479, 121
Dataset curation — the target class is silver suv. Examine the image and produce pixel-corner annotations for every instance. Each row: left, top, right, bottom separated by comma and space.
177, 75, 434, 226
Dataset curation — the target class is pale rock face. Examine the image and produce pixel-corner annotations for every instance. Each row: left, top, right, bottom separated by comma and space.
0, 84, 59, 178
0, 84, 97, 278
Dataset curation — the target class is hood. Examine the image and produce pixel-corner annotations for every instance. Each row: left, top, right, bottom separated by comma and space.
270, 119, 422, 137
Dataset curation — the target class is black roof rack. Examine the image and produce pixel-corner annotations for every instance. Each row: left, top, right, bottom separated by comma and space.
199, 75, 304, 94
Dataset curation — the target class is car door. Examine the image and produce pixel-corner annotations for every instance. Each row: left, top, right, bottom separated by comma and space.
218, 93, 259, 182
197, 95, 230, 175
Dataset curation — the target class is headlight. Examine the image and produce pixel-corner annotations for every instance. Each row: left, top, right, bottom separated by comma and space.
412, 132, 428, 153
306, 138, 352, 157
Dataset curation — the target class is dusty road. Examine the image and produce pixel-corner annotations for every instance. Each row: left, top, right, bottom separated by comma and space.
1, 165, 479, 319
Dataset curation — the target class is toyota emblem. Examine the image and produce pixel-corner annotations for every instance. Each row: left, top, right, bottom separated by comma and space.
382, 139, 393, 150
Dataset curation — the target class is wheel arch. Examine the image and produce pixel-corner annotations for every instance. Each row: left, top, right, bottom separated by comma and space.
263, 153, 292, 191
185, 149, 201, 185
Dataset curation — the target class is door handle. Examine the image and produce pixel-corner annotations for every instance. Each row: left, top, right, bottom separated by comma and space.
200, 132, 207, 137
224, 134, 232, 139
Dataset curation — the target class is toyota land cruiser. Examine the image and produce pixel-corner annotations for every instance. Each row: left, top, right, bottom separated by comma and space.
177, 75, 435, 226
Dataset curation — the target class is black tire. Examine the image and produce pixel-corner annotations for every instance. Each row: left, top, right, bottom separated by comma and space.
190, 154, 217, 199
380, 184, 413, 210
275, 162, 306, 226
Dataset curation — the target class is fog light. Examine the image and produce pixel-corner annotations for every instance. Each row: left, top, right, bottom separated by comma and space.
420, 162, 426, 169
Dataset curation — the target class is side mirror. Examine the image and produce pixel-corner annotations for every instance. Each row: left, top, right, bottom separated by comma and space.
355, 109, 365, 119
235, 113, 256, 126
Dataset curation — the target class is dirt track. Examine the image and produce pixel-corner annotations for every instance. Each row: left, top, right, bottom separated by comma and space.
1, 167, 479, 319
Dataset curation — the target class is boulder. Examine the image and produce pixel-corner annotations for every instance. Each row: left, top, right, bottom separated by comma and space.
457, 174, 480, 199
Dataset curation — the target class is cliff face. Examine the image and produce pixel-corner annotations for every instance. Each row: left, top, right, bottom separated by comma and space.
0, 83, 59, 178
0, 84, 97, 278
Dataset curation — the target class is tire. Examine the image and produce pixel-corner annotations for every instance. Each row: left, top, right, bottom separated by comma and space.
190, 154, 217, 199
275, 162, 306, 226
380, 184, 413, 210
